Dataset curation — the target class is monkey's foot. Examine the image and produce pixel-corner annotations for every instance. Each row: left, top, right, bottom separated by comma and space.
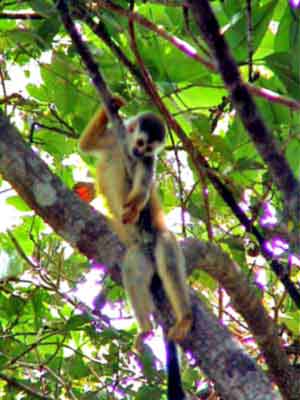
167, 314, 193, 343
134, 331, 154, 353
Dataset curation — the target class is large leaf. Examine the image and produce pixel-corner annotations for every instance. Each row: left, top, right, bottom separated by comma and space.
265, 52, 300, 99
273, 6, 300, 96
285, 138, 300, 177
275, 6, 300, 53
222, 0, 260, 19
224, 0, 277, 61
40, 54, 79, 114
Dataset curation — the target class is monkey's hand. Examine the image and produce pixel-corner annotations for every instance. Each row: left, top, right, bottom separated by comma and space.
122, 193, 146, 224
110, 95, 126, 111
103, 95, 125, 120
122, 200, 140, 224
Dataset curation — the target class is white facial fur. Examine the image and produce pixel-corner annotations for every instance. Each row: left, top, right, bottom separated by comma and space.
125, 117, 164, 159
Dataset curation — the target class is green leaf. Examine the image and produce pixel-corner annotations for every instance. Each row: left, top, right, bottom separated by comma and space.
224, 0, 277, 61
0, 295, 25, 318
0, 352, 7, 369
222, 0, 248, 18
265, 52, 300, 99
100, 328, 121, 343
26, 83, 50, 102
285, 139, 300, 177
28, 0, 53, 13
182, 366, 200, 386
40, 54, 79, 114
37, 130, 74, 160
65, 354, 90, 379
234, 158, 264, 171
6, 196, 31, 211
66, 314, 91, 330
9, 218, 35, 254
177, 85, 226, 108
274, 6, 290, 52
136, 385, 163, 400
192, 113, 211, 135
187, 200, 205, 220
31, 289, 48, 330
30, 18, 60, 51
80, 393, 102, 400
279, 311, 300, 335
138, 344, 157, 380
275, 6, 300, 53
3, 29, 35, 48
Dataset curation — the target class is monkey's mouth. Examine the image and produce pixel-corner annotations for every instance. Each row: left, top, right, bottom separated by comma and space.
133, 148, 144, 158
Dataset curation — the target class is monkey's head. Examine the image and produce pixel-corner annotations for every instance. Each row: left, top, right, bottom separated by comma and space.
125, 112, 165, 159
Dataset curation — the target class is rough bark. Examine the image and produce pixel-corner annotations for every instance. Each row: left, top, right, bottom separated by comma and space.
0, 112, 282, 399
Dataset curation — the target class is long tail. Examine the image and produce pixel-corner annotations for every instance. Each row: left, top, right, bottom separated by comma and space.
150, 274, 186, 399
166, 340, 186, 400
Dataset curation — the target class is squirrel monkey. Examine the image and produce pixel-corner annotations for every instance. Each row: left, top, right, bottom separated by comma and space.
78, 97, 192, 399
78, 97, 192, 343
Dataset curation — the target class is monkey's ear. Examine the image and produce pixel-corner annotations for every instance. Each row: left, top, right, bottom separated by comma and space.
73, 182, 96, 203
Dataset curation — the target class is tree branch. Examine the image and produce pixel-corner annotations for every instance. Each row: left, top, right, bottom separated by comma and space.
0, 112, 280, 400
76, 2, 300, 308
48, 8, 298, 386
96, 0, 300, 111
0, 111, 123, 267
183, 239, 300, 400
0, 11, 43, 19
188, 0, 300, 227
55, 0, 128, 149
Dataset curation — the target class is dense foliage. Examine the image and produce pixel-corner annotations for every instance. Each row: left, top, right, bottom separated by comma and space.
0, 0, 300, 399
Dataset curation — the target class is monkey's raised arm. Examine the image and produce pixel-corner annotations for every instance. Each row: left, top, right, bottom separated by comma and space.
79, 96, 125, 153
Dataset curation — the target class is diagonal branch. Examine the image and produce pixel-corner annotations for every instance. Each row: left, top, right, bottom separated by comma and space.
188, 0, 300, 227
92, 4, 300, 308
55, 0, 128, 146
0, 112, 281, 400
0, 11, 43, 19
75, 3, 300, 307
55, 10, 299, 394
183, 239, 300, 400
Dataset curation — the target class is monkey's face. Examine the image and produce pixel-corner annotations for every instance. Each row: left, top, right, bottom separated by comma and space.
126, 113, 165, 159
132, 132, 164, 159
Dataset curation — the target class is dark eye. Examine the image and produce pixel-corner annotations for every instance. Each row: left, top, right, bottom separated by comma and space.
146, 145, 153, 153
136, 138, 145, 147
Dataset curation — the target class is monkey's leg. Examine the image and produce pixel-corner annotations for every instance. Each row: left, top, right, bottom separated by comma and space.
122, 245, 155, 335
155, 231, 192, 342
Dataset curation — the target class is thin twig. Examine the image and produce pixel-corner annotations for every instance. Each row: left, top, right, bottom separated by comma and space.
0, 11, 43, 19
0, 373, 54, 400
